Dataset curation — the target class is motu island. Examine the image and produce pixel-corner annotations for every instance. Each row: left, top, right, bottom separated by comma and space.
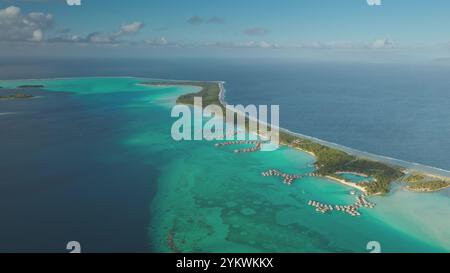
17, 85, 44, 88
0, 93, 34, 100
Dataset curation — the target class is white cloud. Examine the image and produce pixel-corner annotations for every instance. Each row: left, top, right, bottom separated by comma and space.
371, 38, 394, 49
156, 37, 168, 45
31, 29, 43, 41
90, 21, 144, 43
0, 5, 53, 42
367, 0, 382, 6
208, 40, 279, 49
294, 39, 395, 50
66, 0, 81, 6
243, 41, 279, 48
86, 32, 112, 43
0, 4, 144, 45
0, 5, 19, 17
119, 22, 144, 34
201, 38, 395, 51
50, 21, 146, 44
145, 37, 177, 46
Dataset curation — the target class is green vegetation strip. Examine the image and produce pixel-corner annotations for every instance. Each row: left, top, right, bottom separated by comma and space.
407, 180, 450, 192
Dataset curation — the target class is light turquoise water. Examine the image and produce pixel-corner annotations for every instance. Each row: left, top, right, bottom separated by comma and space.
338, 173, 372, 183
1, 77, 449, 253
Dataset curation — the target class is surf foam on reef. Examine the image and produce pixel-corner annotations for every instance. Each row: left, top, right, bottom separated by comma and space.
0, 112, 18, 116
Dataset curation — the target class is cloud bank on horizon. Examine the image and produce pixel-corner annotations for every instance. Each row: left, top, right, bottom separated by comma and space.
0, 3, 394, 49
0, 0, 449, 61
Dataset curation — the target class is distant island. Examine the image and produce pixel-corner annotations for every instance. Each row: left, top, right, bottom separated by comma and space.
141, 81, 450, 195
404, 173, 450, 192
0, 93, 34, 100
17, 85, 44, 88
0, 84, 42, 100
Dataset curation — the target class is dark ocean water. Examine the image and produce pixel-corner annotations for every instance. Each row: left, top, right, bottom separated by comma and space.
0, 89, 159, 252
2, 57, 450, 170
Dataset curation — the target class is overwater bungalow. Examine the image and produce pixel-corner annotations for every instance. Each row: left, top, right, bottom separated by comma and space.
308, 194, 375, 217
262, 169, 302, 185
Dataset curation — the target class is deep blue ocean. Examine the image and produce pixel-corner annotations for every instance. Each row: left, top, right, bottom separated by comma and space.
1, 57, 450, 252
0, 88, 160, 252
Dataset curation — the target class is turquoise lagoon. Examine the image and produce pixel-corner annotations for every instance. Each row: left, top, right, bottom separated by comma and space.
337, 173, 373, 183
1, 77, 449, 253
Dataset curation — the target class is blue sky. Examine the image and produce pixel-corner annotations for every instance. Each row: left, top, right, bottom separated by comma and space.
1, 0, 450, 61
